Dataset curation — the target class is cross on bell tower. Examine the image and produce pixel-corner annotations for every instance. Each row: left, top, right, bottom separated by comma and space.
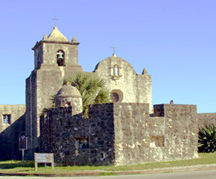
52, 16, 58, 27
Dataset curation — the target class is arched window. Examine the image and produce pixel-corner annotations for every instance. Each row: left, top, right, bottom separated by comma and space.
57, 50, 65, 66
113, 64, 119, 76
110, 89, 123, 103
111, 92, 119, 102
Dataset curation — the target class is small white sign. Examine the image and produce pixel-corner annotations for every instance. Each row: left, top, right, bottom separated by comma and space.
35, 153, 53, 163
34, 153, 54, 170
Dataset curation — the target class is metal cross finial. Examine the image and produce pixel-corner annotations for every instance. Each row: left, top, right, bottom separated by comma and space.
111, 45, 117, 55
52, 16, 58, 27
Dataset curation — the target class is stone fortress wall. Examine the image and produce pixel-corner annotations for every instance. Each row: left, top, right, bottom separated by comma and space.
40, 104, 114, 165
0, 102, 213, 161
197, 113, 216, 127
0, 26, 216, 163
26, 27, 83, 150
0, 105, 25, 133
40, 103, 198, 166
0, 105, 26, 160
25, 26, 154, 153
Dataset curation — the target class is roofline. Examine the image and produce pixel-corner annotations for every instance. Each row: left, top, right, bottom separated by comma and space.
32, 40, 80, 50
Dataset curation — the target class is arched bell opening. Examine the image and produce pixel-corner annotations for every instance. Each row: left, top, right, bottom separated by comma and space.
57, 50, 65, 66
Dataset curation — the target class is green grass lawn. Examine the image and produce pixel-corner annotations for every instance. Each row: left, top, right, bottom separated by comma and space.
0, 152, 216, 175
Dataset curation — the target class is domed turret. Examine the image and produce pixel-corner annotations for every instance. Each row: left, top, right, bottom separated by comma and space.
56, 82, 82, 116
57, 82, 81, 98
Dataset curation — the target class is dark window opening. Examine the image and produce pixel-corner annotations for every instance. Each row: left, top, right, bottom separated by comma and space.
3, 114, 11, 124
100, 152, 106, 159
74, 138, 89, 156
111, 92, 119, 102
110, 89, 123, 103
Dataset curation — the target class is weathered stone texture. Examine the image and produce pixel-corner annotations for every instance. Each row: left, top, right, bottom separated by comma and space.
114, 104, 198, 165
26, 27, 153, 152
40, 104, 115, 166
114, 103, 151, 165
25, 71, 37, 149
43, 43, 78, 67
0, 105, 25, 160
94, 57, 153, 113
26, 40, 83, 149
40, 103, 198, 166
161, 104, 198, 160
0, 105, 25, 133
197, 113, 216, 127
55, 83, 83, 116
0, 27, 204, 164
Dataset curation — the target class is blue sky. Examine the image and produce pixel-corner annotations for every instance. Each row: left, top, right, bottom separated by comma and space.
0, 0, 215, 113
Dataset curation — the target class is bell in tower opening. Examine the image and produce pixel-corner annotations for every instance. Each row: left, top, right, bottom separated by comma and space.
57, 50, 65, 66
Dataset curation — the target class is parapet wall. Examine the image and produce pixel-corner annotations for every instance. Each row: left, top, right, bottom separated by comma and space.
40, 103, 198, 166
40, 104, 115, 166
156, 104, 198, 160
197, 113, 216, 127
0, 105, 26, 133
114, 104, 198, 165
0, 105, 26, 160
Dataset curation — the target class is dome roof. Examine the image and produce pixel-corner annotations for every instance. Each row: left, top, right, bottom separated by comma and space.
57, 82, 81, 97
47, 26, 68, 42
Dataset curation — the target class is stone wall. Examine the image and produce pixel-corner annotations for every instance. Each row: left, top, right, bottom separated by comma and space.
155, 104, 198, 160
40, 104, 115, 166
40, 103, 198, 166
114, 103, 198, 165
26, 41, 83, 149
26, 71, 37, 149
26, 29, 153, 153
94, 56, 153, 113
0, 105, 26, 160
33, 41, 79, 69
0, 105, 26, 133
114, 103, 152, 165
197, 113, 216, 127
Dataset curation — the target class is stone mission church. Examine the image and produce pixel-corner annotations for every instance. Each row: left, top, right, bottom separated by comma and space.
0, 26, 215, 165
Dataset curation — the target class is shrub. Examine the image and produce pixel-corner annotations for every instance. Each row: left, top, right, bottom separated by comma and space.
198, 124, 216, 153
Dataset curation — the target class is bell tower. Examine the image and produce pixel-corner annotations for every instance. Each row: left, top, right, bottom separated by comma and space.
26, 26, 83, 151
32, 26, 81, 74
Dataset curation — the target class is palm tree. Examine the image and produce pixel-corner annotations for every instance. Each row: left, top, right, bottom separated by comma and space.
64, 72, 110, 117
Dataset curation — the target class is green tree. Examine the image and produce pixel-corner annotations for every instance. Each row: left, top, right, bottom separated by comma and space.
198, 124, 216, 153
64, 72, 110, 117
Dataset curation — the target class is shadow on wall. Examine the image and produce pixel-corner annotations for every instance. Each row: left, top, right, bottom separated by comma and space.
39, 105, 115, 166
0, 114, 25, 161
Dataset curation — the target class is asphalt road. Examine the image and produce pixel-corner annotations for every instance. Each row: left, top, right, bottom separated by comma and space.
0, 169, 216, 179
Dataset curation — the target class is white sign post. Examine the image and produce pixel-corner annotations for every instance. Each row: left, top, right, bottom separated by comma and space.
34, 153, 54, 171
